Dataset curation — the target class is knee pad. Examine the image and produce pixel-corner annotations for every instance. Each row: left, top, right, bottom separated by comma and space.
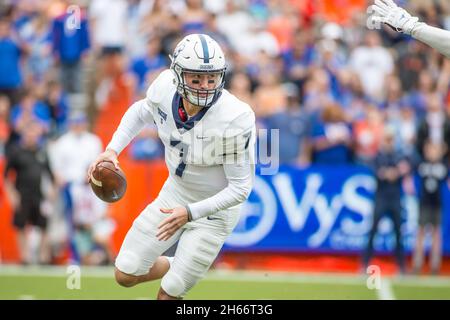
115, 250, 141, 275
161, 271, 185, 298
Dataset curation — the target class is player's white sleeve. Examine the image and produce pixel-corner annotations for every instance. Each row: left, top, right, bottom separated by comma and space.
187, 112, 256, 221
411, 23, 450, 59
106, 98, 154, 155
187, 159, 255, 220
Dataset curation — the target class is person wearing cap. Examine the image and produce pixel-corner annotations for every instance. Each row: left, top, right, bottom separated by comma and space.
4, 120, 54, 265
362, 126, 411, 274
50, 111, 102, 187
49, 111, 105, 264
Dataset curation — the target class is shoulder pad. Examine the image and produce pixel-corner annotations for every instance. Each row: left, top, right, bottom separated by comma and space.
146, 69, 175, 105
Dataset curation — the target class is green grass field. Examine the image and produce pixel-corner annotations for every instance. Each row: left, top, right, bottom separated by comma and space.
0, 266, 449, 300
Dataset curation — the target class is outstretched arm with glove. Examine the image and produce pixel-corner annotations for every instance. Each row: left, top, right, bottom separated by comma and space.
369, 0, 450, 58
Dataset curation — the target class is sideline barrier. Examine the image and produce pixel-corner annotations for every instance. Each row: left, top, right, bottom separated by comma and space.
1, 162, 448, 263
224, 165, 450, 255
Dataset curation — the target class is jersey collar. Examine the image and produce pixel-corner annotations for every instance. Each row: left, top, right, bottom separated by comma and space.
171, 92, 210, 131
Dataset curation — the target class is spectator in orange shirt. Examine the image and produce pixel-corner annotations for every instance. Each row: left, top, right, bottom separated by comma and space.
352, 104, 384, 166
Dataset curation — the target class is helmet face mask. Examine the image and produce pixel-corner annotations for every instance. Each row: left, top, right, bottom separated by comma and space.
176, 67, 225, 108
170, 34, 226, 108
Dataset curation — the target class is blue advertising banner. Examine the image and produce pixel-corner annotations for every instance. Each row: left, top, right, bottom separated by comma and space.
224, 165, 450, 255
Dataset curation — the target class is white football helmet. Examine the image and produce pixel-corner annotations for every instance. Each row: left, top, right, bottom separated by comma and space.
170, 34, 226, 108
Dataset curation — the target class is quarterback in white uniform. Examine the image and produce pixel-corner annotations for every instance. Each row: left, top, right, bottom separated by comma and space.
369, 0, 450, 58
87, 34, 255, 299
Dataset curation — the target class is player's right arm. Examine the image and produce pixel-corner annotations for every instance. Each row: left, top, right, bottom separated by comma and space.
87, 98, 154, 180
87, 70, 173, 181
370, 0, 450, 58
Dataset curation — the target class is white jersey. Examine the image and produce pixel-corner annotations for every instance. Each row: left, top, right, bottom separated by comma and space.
107, 70, 256, 221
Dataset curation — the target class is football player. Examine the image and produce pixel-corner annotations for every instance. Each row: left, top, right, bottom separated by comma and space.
87, 34, 256, 299
369, 0, 450, 58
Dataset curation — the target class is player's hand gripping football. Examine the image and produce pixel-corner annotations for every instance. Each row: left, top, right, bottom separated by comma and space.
157, 207, 189, 241
370, 0, 419, 34
87, 149, 120, 182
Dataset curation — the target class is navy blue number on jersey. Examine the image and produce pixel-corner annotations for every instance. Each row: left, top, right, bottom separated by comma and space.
243, 131, 252, 150
170, 138, 189, 177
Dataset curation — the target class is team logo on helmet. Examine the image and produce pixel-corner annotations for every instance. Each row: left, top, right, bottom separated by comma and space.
173, 43, 185, 59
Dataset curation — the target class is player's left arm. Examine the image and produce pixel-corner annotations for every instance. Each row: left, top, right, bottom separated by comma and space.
156, 159, 255, 241
187, 111, 256, 220
157, 112, 256, 241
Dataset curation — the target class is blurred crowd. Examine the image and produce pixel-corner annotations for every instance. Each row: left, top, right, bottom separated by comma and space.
1, 0, 450, 273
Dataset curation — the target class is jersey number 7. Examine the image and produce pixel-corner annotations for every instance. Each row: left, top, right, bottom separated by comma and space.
170, 138, 189, 177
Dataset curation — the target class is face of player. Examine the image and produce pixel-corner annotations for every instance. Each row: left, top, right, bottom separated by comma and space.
184, 72, 222, 98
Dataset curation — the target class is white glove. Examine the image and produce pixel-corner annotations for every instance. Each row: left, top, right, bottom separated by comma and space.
370, 0, 419, 34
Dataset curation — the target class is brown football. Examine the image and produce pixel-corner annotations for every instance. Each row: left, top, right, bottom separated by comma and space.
90, 161, 127, 203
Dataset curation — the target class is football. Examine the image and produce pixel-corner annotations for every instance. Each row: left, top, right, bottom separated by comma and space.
90, 161, 127, 203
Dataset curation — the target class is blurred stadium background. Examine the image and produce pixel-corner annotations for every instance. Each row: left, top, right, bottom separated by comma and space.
1, 0, 450, 300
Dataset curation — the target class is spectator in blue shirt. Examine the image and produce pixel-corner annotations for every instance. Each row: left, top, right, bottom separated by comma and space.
130, 36, 168, 95
0, 17, 24, 105
130, 124, 164, 161
404, 70, 435, 119
282, 31, 316, 95
335, 69, 372, 121
311, 102, 353, 165
51, 7, 90, 93
262, 83, 311, 165
10, 90, 51, 143
20, 14, 52, 82
44, 80, 70, 137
